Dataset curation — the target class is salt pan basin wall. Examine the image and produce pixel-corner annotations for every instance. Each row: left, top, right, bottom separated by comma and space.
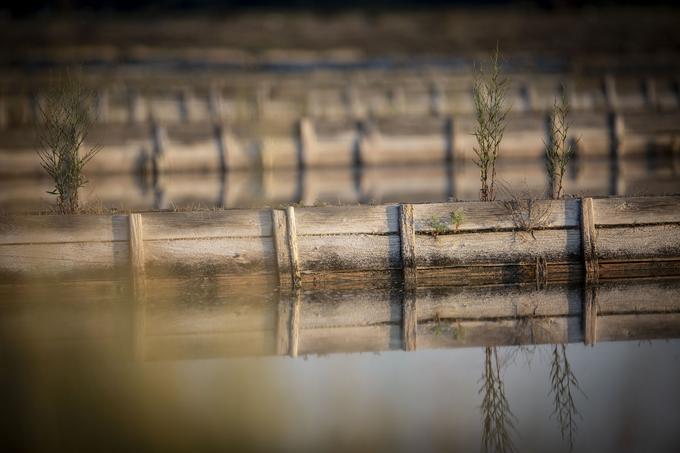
1, 196, 679, 288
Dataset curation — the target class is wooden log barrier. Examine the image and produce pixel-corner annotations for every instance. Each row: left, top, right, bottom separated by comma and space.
2, 70, 679, 130
2, 110, 680, 174
1, 196, 679, 288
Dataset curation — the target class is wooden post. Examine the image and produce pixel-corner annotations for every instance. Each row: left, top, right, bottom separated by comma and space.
0, 96, 6, 129
603, 74, 619, 112
430, 81, 444, 116
29, 92, 43, 125
400, 204, 417, 289
299, 117, 316, 169
272, 209, 292, 289
258, 138, 273, 171
343, 83, 356, 118
285, 206, 302, 288
355, 120, 371, 166
644, 77, 658, 111
608, 112, 625, 195
129, 213, 146, 361
444, 116, 456, 162
672, 136, 680, 175
520, 81, 534, 113
209, 86, 224, 123
580, 197, 599, 284
96, 89, 109, 123
151, 123, 167, 177
274, 207, 302, 357
612, 112, 625, 152
127, 89, 143, 124
399, 204, 417, 351
305, 89, 318, 117
129, 214, 146, 295
392, 86, 406, 114
580, 197, 599, 346
545, 112, 560, 199
255, 84, 269, 119
214, 124, 228, 174
562, 80, 578, 110
178, 90, 190, 123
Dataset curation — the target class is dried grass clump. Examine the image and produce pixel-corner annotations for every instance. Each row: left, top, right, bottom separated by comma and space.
37, 70, 98, 214
499, 184, 553, 239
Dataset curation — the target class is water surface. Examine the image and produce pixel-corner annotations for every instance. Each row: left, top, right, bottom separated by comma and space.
2, 279, 679, 452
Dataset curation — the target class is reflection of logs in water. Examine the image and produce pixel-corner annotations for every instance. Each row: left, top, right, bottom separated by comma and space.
3, 278, 680, 362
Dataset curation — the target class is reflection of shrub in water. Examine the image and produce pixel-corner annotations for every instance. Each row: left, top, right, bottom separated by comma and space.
549, 344, 584, 452
480, 346, 517, 453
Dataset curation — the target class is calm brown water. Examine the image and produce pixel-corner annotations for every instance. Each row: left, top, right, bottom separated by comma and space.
2, 336, 679, 452
1, 279, 680, 452
2, 8, 680, 452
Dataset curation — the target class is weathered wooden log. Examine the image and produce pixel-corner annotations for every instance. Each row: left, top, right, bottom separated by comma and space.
2, 68, 678, 129
619, 111, 680, 156
2, 156, 677, 213
1, 196, 679, 289
0, 124, 155, 176
3, 109, 677, 174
